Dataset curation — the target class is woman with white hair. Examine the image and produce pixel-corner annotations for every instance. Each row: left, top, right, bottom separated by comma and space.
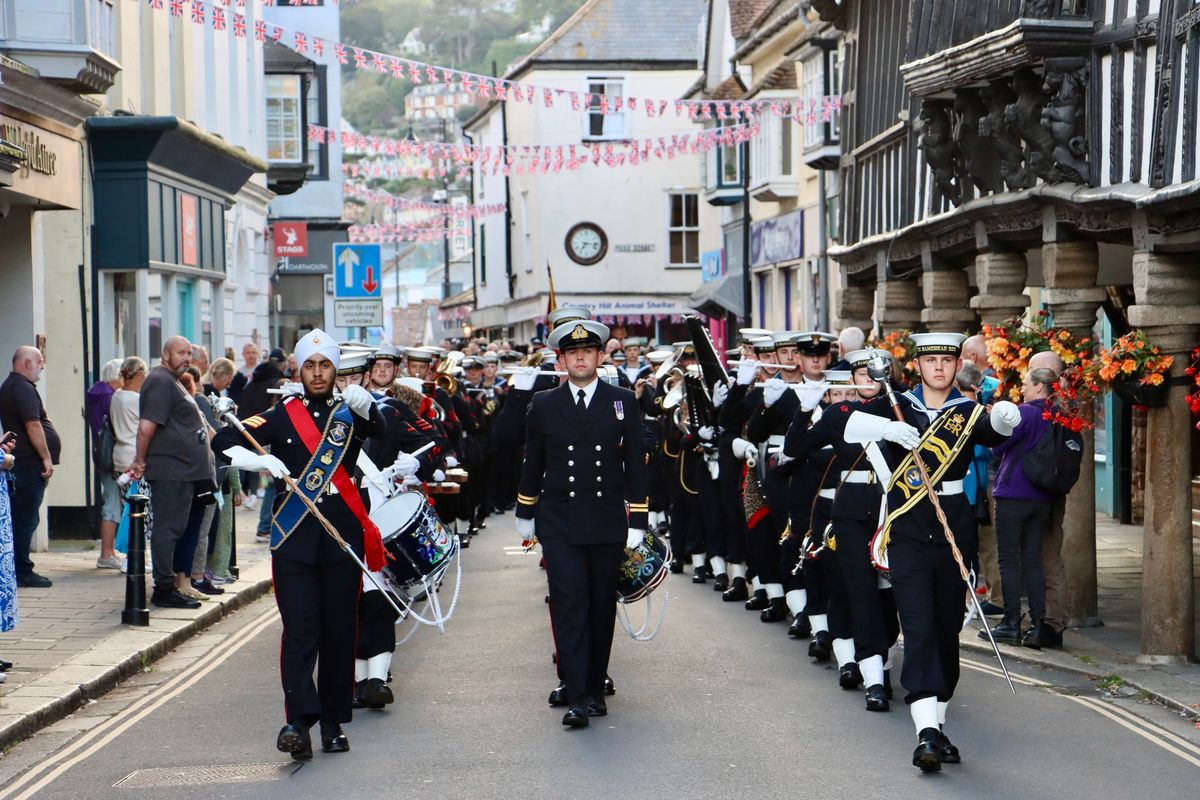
87, 358, 126, 570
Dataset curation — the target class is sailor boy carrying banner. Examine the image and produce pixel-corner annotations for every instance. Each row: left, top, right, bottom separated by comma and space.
822, 332, 1022, 773
212, 329, 386, 762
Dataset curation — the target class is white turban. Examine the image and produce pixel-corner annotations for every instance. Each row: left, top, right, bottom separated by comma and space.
294, 328, 340, 369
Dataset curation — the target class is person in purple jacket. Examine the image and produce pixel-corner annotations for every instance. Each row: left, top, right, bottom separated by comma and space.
986, 367, 1058, 648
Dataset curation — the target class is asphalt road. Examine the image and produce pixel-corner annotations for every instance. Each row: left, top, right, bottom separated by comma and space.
2, 513, 1199, 800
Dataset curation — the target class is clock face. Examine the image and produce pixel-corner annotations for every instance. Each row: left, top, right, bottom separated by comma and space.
565, 223, 607, 265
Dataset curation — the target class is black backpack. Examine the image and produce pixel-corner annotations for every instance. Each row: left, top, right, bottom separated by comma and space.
1020, 422, 1084, 495
92, 415, 116, 473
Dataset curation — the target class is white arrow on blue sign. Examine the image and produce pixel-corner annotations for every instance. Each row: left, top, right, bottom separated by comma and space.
332, 243, 383, 299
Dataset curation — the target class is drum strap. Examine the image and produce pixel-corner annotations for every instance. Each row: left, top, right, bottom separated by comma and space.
276, 400, 388, 571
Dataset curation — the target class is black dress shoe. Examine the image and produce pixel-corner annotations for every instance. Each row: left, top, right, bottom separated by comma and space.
191, 578, 225, 596
151, 589, 201, 610
353, 680, 368, 709
0, 658, 13, 671
839, 662, 863, 690
691, 567, 707, 584
808, 631, 832, 661
864, 684, 890, 712
1032, 622, 1063, 649
320, 724, 350, 753
986, 619, 1023, 647
362, 678, 393, 708
16, 572, 52, 588
548, 682, 568, 707
668, 561, 684, 574
913, 728, 942, 772
722, 577, 749, 602
788, 614, 811, 639
586, 699, 607, 717
744, 589, 769, 611
760, 597, 787, 622
277, 724, 313, 761
604, 675, 615, 696
937, 728, 961, 763
562, 706, 589, 728
712, 573, 728, 592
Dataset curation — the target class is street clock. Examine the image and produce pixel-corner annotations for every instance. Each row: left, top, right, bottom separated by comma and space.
565, 222, 608, 266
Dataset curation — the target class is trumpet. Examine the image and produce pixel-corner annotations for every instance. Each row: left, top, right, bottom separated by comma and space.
730, 361, 797, 370
431, 351, 463, 396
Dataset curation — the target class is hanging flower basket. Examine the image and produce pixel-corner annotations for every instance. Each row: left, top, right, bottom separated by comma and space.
1111, 376, 1170, 408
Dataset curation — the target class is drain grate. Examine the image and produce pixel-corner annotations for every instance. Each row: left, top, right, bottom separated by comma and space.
114, 762, 302, 788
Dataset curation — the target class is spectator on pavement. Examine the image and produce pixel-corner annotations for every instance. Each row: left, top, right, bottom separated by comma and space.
956, 361, 1002, 614
191, 345, 210, 383
177, 368, 222, 600
110, 358, 146, 481
226, 342, 256, 404
238, 348, 286, 519
988, 367, 1058, 649
0, 431, 19, 679
87, 358, 125, 569
205, 357, 237, 399
130, 336, 214, 610
1028, 349, 1068, 649
0, 346, 61, 589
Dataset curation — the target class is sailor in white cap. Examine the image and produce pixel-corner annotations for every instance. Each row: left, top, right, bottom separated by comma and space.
211, 328, 385, 761
368, 344, 402, 395
822, 331, 1022, 772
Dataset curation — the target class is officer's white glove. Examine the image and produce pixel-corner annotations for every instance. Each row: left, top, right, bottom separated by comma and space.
731, 437, 755, 461
342, 384, 374, 419
432, 468, 446, 483
798, 380, 828, 412
625, 528, 645, 550
736, 360, 757, 386
763, 376, 788, 407
279, 381, 304, 398
222, 446, 290, 480
398, 474, 423, 492
882, 421, 922, 450
712, 381, 729, 408
391, 452, 421, 477
990, 400, 1022, 436
444, 455, 459, 469
516, 516, 535, 542
698, 425, 715, 442
510, 366, 537, 392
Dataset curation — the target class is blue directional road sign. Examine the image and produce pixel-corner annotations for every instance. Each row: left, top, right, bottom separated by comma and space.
333, 243, 383, 299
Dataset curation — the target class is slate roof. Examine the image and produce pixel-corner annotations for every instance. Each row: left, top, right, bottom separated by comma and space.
744, 61, 797, 97
730, 0, 776, 39
508, 0, 708, 77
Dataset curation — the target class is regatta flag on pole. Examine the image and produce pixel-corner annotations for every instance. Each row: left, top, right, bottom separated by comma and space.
546, 261, 557, 317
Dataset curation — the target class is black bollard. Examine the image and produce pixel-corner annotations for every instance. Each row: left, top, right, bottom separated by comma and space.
122, 493, 151, 626
227, 489, 240, 580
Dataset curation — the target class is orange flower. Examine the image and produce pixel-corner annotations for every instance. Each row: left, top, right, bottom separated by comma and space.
1121, 358, 1137, 374
1141, 372, 1165, 386
1058, 330, 1071, 341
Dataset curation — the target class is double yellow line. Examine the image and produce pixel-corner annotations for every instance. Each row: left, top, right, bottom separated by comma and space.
0, 605, 281, 800
961, 656, 1200, 770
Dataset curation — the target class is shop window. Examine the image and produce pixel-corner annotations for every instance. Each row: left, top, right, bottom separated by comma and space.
667, 192, 700, 267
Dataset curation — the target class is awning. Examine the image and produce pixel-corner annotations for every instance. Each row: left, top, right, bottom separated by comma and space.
688, 271, 743, 317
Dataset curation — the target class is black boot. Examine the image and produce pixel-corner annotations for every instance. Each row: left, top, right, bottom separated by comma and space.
722, 577, 749, 602
787, 614, 811, 639
744, 589, 769, 611
937, 727, 961, 764
362, 678, 393, 708
712, 573, 728, 592
320, 722, 349, 753
760, 597, 787, 622
808, 630, 832, 661
1021, 617, 1045, 650
987, 615, 1023, 647
668, 560, 684, 574
691, 565, 708, 584
864, 684, 890, 712
913, 728, 942, 773
838, 662, 863, 690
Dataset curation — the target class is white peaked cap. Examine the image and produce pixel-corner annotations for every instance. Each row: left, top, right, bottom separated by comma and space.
295, 328, 340, 369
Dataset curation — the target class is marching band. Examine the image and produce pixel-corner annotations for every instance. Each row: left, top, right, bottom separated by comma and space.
212, 313, 1020, 773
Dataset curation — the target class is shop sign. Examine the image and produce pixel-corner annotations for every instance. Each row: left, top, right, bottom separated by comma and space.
180, 194, 199, 266
751, 210, 803, 268
274, 221, 308, 257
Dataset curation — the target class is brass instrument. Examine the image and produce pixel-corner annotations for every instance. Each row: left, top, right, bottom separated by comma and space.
432, 351, 463, 396
685, 316, 729, 400
661, 367, 687, 410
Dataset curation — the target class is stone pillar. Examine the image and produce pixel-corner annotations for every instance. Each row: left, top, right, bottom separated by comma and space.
920, 269, 978, 332
1128, 251, 1200, 663
1042, 240, 1105, 627
835, 280, 875, 333
876, 278, 922, 333
970, 250, 1031, 325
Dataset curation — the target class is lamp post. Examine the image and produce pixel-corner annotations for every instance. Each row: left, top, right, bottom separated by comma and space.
440, 116, 451, 302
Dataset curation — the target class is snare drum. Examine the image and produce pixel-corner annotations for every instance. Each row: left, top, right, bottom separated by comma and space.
370, 493, 458, 589
617, 529, 672, 604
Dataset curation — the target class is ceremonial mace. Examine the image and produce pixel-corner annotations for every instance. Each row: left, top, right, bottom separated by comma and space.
864, 350, 1017, 694
209, 395, 407, 618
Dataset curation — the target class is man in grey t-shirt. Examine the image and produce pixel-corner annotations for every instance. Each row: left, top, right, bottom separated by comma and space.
130, 335, 215, 609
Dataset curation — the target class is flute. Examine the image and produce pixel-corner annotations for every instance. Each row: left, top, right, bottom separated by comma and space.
729, 361, 797, 370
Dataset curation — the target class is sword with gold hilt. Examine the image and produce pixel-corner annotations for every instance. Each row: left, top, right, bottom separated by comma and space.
863, 350, 1017, 694
209, 395, 407, 618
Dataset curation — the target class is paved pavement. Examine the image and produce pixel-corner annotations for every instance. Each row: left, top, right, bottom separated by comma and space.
0, 507, 274, 747
0, 512, 1196, 800
0, 507, 1196, 766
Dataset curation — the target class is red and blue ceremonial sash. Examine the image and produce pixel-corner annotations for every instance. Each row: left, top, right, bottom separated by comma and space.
272, 399, 387, 571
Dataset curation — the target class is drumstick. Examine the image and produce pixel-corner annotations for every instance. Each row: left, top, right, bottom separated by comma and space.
216, 407, 406, 618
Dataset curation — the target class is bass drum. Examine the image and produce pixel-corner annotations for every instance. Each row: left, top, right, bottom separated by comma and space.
617, 529, 672, 604
370, 492, 458, 591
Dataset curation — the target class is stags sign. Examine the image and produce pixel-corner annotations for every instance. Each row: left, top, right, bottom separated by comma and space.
274, 222, 309, 257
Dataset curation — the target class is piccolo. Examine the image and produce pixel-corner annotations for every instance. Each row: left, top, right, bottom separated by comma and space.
729, 361, 797, 370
